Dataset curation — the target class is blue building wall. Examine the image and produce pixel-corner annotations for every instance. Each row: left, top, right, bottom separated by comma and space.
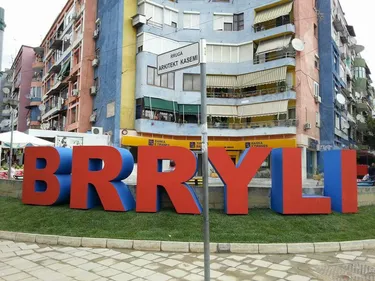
318, 0, 334, 150
94, 0, 124, 146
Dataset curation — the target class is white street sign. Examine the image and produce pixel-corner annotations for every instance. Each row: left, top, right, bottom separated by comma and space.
157, 43, 200, 75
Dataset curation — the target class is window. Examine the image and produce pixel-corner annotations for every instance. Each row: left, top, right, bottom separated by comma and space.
147, 66, 174, 89
164, 8, 178, 27
315, 54, 320, 69
314, 82, 320, 97
335, 113, 340, 129
183, 12, 200, 29
354, 67, 366, 79
314, 24, 318, 37
206, 43, 253, 63
224, 22, 233, 31
143, 2, 163, 27
213, 14, 233, 31
233, 13, 244, 31
288, 108, 296, 119
183, 74, 201, 91
316, 112, 320, 127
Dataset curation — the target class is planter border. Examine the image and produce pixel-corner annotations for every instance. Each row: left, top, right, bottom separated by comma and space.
1, 231, 375, 254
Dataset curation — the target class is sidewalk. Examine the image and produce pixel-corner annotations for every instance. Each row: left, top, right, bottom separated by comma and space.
1, 239, 374, 281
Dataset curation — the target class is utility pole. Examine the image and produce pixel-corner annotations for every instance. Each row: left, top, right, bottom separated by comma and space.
199, 38, 210, 281
8, 108, 14, 179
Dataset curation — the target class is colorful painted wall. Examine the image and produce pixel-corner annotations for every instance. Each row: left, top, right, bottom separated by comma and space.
94, 0, 124, 146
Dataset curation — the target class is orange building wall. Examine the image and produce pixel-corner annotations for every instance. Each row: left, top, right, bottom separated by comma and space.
294, 0, 320, 146
77, 0, 97, 133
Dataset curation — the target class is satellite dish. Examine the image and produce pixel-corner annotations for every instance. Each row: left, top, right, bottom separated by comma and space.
38, 104, 46, 112
292, 38, 305, 52
336, 93, 346, 105
2, 87, 10, 94
354, 44, 365, 54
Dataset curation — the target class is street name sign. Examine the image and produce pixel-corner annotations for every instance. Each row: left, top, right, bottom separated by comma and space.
157, 43, 200, 75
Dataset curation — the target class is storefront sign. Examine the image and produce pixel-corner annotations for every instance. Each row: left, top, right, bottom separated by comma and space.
157, 43, 200, 75
122, 135, 297, 150
22, 146, 357, 215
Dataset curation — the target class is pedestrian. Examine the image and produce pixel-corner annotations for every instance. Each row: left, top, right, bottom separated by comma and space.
369, 163, 375, 181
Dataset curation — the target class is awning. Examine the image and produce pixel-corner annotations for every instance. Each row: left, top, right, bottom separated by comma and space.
207, 105, 237, 117
179, 104, 200, 115
58, 61, 71, 78
238, 100, 288, 117
144, 97, 178, 113
238, 66, 287, 88
254, 1, 293, 25
256, 35, 292, 54
207, 75, 238, 88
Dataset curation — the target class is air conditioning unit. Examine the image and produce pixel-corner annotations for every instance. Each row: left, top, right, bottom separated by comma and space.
304, 123, 312, 130
92, 126, 103, 135
90, 114, 97, 123
92, 58, 99, 67
90, 86, 97, 95
93, 29, 100, 39
72, 89, 79, 97
314, 95, 322, 103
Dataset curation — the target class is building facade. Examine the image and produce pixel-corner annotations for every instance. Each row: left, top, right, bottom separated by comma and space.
0, 46, 35, 133
95, 0, 321, 177
317, 0, 374, 160
36, 0, 97, 133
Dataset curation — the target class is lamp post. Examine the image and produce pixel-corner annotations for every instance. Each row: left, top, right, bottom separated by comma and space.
7, 107, 15, 180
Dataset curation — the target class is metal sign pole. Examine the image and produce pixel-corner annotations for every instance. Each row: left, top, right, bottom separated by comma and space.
199, 38, 210, 281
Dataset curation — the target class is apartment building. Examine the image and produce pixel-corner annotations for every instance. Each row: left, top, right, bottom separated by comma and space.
0, 46, 35, 133
94, 0, 322, 177
317, 0, 374, 156
35, 0, 97, 133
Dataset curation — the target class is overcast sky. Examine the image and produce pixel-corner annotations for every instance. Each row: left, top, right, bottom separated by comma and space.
0, 0, 374, 75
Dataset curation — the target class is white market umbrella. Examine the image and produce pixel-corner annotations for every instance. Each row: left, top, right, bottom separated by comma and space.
0, 131, 54, 148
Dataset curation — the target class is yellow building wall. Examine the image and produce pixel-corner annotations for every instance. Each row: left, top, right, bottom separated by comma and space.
121, 0, 137, 129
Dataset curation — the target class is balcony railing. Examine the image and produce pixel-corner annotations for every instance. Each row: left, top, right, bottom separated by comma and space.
208, 119, 297, 129
254, 51, 296, 65
207, 86, 293, 99
254, 18, 293, 33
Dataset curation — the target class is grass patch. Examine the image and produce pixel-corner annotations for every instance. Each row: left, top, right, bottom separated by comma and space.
1, 197, 375, 243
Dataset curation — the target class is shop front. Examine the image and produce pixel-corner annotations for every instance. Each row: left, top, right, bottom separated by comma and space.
122, 135, 297, 166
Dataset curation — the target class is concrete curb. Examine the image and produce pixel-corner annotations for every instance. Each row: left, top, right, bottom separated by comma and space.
0, 231, 374, 254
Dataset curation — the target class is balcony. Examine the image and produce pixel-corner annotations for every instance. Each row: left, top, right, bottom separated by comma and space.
207, 86, 294, 99
50, 37, 63, 50
333, 16, 345, 32
49, 63, 61, 74
3, 97, 19, 106
253, 51, 296, 65
357, 122, 367, 132
356, 99, 370, 111
33, 47, 44, 56
1, 109, 10, 117
135, 118, 297, 137
32, 59, 44, 70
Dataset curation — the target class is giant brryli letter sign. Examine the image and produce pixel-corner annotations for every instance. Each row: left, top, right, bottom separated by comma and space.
22, 146, 358, 215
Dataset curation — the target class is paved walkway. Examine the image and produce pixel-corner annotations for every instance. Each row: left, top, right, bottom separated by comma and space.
1, 240, 374, 281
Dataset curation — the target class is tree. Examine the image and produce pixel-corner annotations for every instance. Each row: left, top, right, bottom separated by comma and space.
363, 117, 375, 150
